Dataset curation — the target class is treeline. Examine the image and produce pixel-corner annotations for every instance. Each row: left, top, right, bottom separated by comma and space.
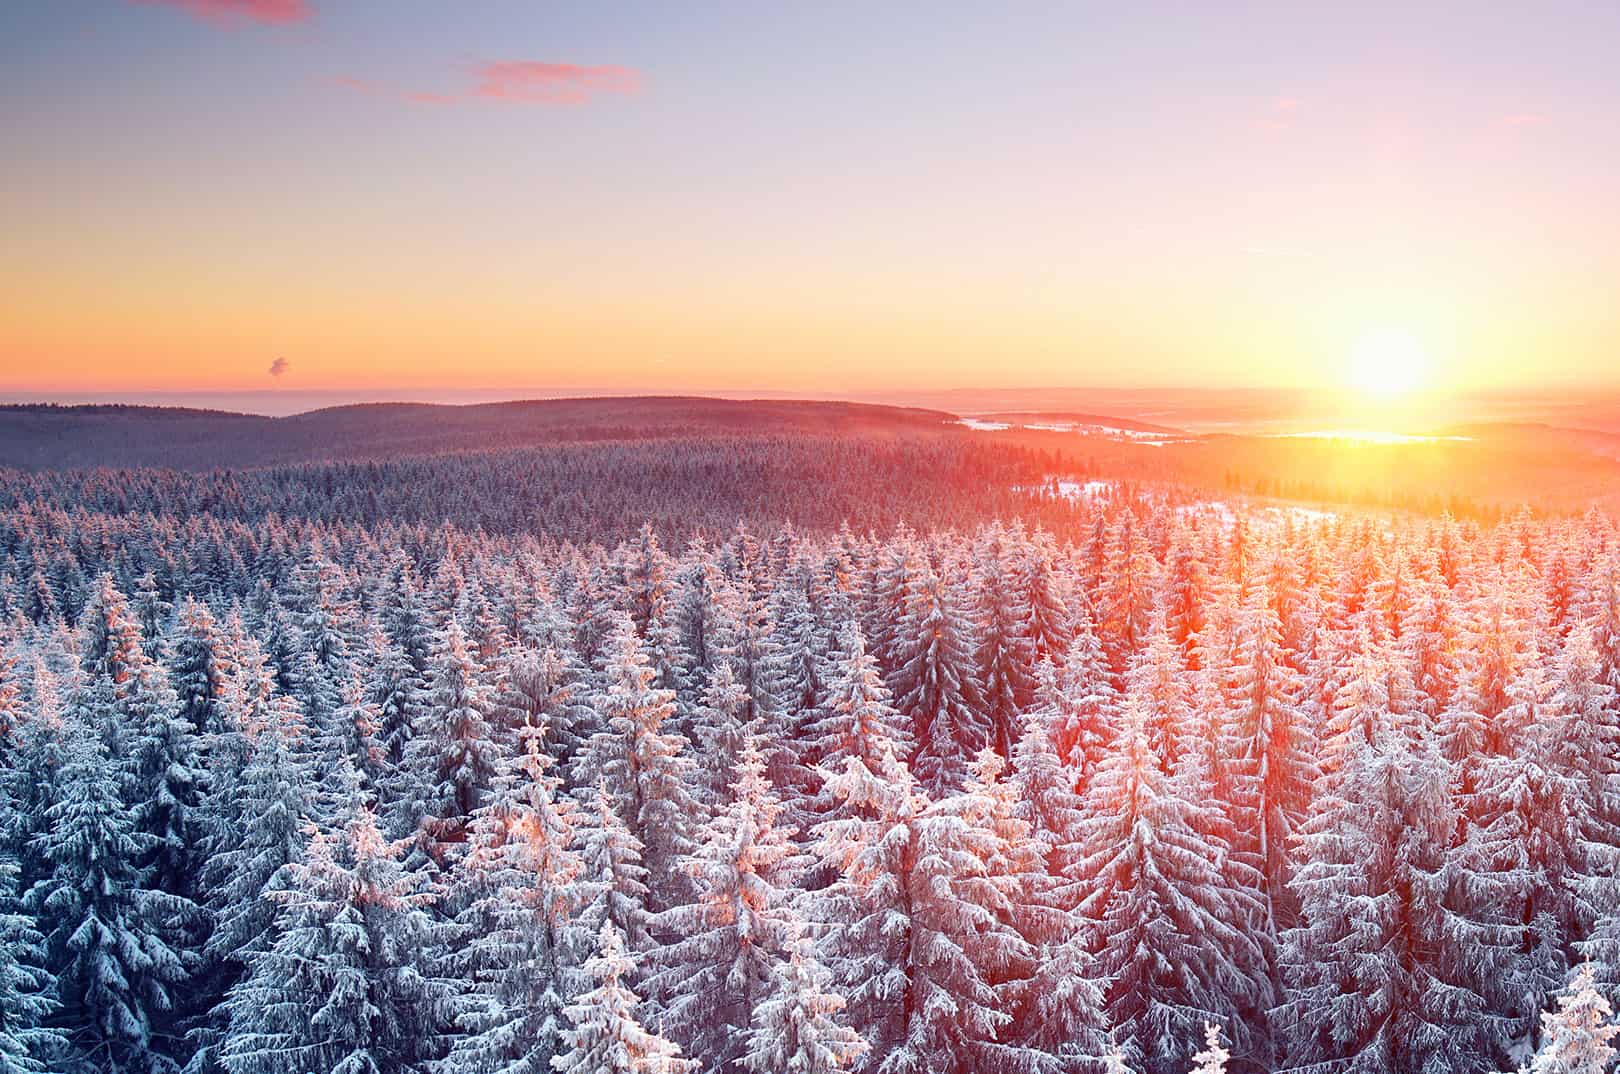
2, 481, 1620, 1073
0, 433, 1089, 544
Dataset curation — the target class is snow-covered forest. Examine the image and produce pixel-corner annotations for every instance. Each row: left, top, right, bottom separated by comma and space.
5, 466, 1620, 1074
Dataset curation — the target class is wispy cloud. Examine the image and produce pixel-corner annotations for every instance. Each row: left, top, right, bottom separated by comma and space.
268, 357, 289, 377
330, 61, 641, 108
471, 62, 641, 105
134, 0, 311, 25
1251, 94, 1302, 131
1500, 111, 1547, 127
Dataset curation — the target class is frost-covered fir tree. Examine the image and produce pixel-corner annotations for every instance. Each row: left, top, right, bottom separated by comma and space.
972, 537, 1035, 759
552, 923, 693, 1074
810, 745, 927, 1066
190, 700, 310, 1074
1526, 963, 1620, 1074
1224, 587, 1314, 925
808, 622, 914, 780
812, 743, 1029, 1074
743, 932, 869, 1074
169, 598, 227, 736
1465, 646, 1616, 1045
573, 778, 654, 955
1278, 736, 1503, 1074
1048, 608, 1118, 783
1010, 680, 1087, 908
1075, 697, 1264, 1074
395, 616, 500, 861
689, 661, 754, 813
887, 567, 984, 796
1019, 926, 1111, 1074
219, 804, 450, 1074
441, 734, 587, 1074
0, 855, 63, 1074
647, 737, 801, 1073
576, 615, 699, 909
25, 718, 189, 1074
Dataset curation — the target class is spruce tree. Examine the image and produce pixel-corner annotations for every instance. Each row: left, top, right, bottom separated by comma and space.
25, 719, 189, 1074
442, 735, 587, 1074
647, 737, 800, 1073
218, 805, 449, 1074
552, 923, 693, 1074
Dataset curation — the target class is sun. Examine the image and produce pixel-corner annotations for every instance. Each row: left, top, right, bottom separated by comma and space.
1347, 328, 1428, 397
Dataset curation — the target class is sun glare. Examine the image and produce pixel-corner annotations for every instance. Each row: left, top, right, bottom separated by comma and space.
1347, 328, 1428, 398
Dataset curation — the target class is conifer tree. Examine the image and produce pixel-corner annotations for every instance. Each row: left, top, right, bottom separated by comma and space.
552, 923, 693, 1074
1527, 964, 1620, 1074
1278, 737, 1503, 1074
218, 806, 449, 1074
888, 568, 984, 796
442, 734, 587, 1074
1225, 588, 1315, 924
573, 778, 654, 955
743, 933, 869, 1074
647, 737, 800, 1073
973, 537, 1035, 759
396, 616, 501, 861
0, 855, 63, 1074
1075, 698, 1264, 1074
26, 719, 189, 1074
577, 615, 699, 907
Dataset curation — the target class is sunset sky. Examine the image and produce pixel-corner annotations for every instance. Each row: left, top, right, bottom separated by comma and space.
4, 1, 1620, 401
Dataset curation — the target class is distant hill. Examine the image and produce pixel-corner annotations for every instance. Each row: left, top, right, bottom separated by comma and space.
0, 397, 957, 471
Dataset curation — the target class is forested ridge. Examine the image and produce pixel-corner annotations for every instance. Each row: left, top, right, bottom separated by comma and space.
0, 434, 1086, 544
2, 459, 1620, 1074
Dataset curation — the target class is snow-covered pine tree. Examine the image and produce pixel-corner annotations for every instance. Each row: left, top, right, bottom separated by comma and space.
499, 641, 588, 770
441, 733, 587, 1074
689, 661, 754, 814
218, 804, 450, 1074
169, 597, 227, 736
552, 922, 693, 1074
1014, 534, 1072, 663
1049, 607, 1118, 783
807, 621, 914, 781
25, 717, 189, 1074
743, 931, 869, 1074
647, 736, 800, 1073
1278, 735, 1503, 1074
190, 697, 310, 1074
573, 777, 654, 956
972, 534, 1035, 760
813, 740, 1030, 1074
888, 566, 984, 796
576, 615, 699, 910
1526, 963, 1620, 1074
810, 745, 927, 1069
1224, 585, 1315, 926
0, 854, 63, 1074
395, 616, 501, 863
1009, 680, 1087, 912
1019, 926, 1111, 1074
1075, 696, 1264, 1074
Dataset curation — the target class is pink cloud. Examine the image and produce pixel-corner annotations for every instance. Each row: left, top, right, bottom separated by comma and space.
1501, 111, 1547, 127
135, 0, 311, 24
1251, 94, 1302, 131
330, 61, 642, 108
471, 62, 642, 105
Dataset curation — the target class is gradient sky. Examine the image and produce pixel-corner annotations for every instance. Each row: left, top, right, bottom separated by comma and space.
4, 1, 1620, 399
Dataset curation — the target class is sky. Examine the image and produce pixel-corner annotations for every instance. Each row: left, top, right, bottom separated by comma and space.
4, 1, 1620, 404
